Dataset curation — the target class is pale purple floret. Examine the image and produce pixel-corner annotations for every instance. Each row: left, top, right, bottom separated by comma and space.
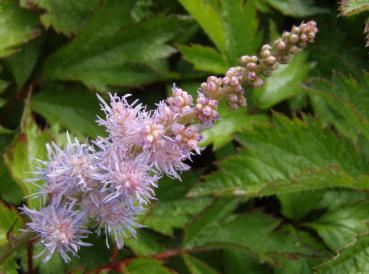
96, 93, 143, 145
30, 134, 98, 202
100, 151, 159, 205
147, 139, 190, 179
195, 93, 219, 125
82, 192, 142, 249
21, 202, 91, 263
171, 123, 202, 154
167, 84, 193, 115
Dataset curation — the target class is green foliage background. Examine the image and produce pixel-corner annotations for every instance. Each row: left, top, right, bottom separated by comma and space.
0, 0, 369, 273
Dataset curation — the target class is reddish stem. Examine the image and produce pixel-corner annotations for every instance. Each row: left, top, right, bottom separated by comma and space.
92, 248, 184, 273
111, 243, 119, 262
27, 239, 34, 274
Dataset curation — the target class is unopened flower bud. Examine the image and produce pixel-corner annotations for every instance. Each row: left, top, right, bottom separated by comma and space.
201, 76, 224, 99
195, 93, 219, 124
167, 84, 193, 115
275, 39, 286, 51
291, 26, 300, 34
289, 34, 299, 44
247, 62, 257, 70
172, 124, 202, 153
282, 31, 290, 40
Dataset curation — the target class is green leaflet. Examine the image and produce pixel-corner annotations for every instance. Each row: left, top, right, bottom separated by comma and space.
35, 249, 67, 274
280, 187, 369, 222
201, 101, 268, 150
32, 86, 105, 138
0, 202, 23, 245
316, 235, 369, 274
4, 38, 41, 90
222, 0, 261, 63
306, 201, 369, 251
20, 0, 100, 36
178, 0, 225, 52
66, 235, 111, 271
43, 0, 186, 90
339, 0, 369, 16
178, 44, 228, 74
0, 1, 40, 58
184, 198, 239, 248
0, 135, 23, 205
125, 230, 165, 256
185, 209, 318, 264
252, 52, 311, 109
142, 172, 213, 236
178, 0, 261, 67
0, 203, 24, 274
307, 72, 369, 141
183, 254, 219, 274
265, 0, 327, 17
278, 190, 325, 221
3, 95, 53, 209
222, 249, 271, 274
188, 114, 369, 197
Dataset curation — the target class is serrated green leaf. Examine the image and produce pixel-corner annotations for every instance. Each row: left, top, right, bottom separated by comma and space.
308, 73, 369, 141
178, 44, 228, 74
183, 254, 218, 274
306, 201, 369, 251
0, 165, 23, 205
265, 0, 327, 17
317, 189, 369, 211
4, 38, 41, 90
67, 234, 111, 271
142, 173, 212, 236
125, 230, 165, 256
4, 95, 52, 209
131, 0, 154, 22
0, 201, 23, 245
274, 257, 313, 274
273, 225, 328, 273
178, 0, 225, 52
43, 0, 184, 90
0, 1, 40, 58
0, 135, 23, 205
280, 189, 369, 221
222, 0, 261, 63
278, 190, 325, 221
252, 53, 311, 109
188, 115, 369, 198
185, 210, 317, 264
20, 0, 100, 35
36, 249, 67, 274
339, 0, 369, 16
32, 87, 105, 138
184, 198, 239, 248
311, 17, 367, 78
223, 249, 271, 274
201, 101, 268, 150
316, 234, 369, 274
125, 258, 172, 274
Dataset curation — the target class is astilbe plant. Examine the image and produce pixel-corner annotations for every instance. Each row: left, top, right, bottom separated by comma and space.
20, 21, 318, 263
